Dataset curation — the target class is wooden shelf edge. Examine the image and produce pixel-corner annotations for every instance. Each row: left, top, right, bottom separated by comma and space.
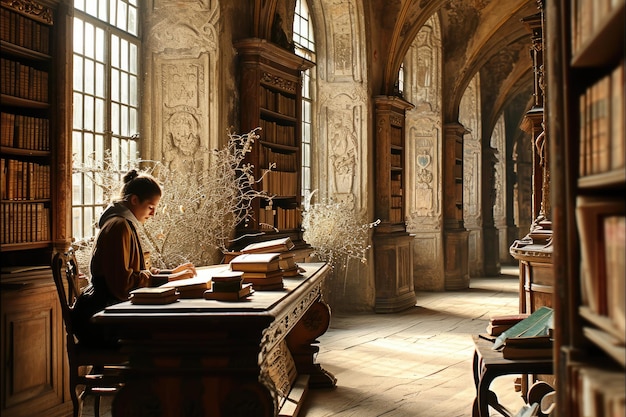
260, 108, 298, 123
578, 168, 626, 189
259, 140, 299, 152
1, 241, 52, 251
579, 305, 626, 344
1, 94, 50, 108
0, 40, 51, 61
582, 326, 626, 367
0, 146, 51, 157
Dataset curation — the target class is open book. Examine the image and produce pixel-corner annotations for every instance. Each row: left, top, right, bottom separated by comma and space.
240, 237, 295, 254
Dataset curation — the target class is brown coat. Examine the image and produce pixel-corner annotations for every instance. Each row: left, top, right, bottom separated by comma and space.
90, 216, 150, 301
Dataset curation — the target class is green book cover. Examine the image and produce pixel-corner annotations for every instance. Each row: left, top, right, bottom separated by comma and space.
492, 306, 554, 350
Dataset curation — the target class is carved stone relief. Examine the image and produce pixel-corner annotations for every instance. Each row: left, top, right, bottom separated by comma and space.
143, 2, 219, 173
158, 60, 208, 173
322, 0, 362, 82
404, 15, 442, 232
410, 19, 441, 111
402, 15, 445, 290
318, 88, 367, 211
491, 114, 506, 223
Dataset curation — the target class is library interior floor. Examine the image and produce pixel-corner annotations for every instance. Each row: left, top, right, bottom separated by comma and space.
85, 266, 527, 417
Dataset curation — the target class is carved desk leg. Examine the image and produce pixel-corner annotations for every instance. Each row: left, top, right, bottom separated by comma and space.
472, 349, 482, 417
286, 299, 337, 388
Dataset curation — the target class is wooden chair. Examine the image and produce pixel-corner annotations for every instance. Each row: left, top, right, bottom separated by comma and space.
51, 250, 127, 417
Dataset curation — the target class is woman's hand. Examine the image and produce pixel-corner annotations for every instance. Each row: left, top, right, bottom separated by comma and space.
172, 262, 197, 276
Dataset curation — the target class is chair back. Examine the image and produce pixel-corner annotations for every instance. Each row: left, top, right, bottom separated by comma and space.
52, 250, 126, 417
51, 250, 82, 339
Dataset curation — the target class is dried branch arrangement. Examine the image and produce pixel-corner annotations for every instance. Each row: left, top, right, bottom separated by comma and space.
301, 190, 379, 268
72, 128, 270, 272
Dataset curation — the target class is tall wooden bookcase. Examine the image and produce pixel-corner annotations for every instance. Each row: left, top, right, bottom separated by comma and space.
0, 0, 72, 415
372, 96, 416, 313
547, 0, 625, 416
233, 38, 314, 251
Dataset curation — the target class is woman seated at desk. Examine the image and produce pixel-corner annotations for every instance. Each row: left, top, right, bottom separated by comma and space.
72, 169, 196, 346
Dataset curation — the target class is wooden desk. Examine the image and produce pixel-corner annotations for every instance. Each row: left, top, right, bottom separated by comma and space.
92, 263, 336, 417
472, 335, 553, 417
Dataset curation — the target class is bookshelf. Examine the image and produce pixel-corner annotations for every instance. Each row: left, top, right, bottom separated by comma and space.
1, 0, 72, 415
372, 96, 416, 313
233, 38, 314, 251
548, 0, 625, 416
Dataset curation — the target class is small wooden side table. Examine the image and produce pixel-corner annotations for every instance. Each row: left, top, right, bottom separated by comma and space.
472, 335, 553, 417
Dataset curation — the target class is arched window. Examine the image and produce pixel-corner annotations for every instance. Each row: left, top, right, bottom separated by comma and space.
72, 0, 141, 239
397, 62, 405, 96
293, 0, 315, 198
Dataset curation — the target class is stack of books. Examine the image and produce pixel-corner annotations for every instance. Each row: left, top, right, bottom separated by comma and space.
159, 274, 213, 298
129, 287, 180, 305
240, 237, 301, 277
229, 252, 284, 290
486, 313, 529, 336
204, 270, 253, 301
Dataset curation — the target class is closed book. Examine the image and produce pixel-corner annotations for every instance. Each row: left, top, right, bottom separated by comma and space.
486, 323, 515, 337
241, 237, 295, 254
282, 266, 301, 277
212, 280, 243, 292
489, 313, 529, 325
242, 269, 284, 280
486, 314, 529, 336
501, 335, 553, 359
230, 253, 281, 272
211, 270, 245, 282
243, 273, 284, 287
204, 283, 253, 301
130, 287, 180, 304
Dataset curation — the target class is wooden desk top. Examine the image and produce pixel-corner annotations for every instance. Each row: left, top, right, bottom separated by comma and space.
92, 262, 330, 330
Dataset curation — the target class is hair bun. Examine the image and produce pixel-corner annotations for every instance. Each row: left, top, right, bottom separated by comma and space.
123, 169, 139, 183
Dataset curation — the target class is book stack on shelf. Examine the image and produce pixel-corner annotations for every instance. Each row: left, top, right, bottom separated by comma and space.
130, 287, 180, 305
550, 0, 626, 415
241, 237, 301, 277
204, 270, 253, 301
230, 252, 284, 291
567, 362, 626, 417
1, 2, 56, 252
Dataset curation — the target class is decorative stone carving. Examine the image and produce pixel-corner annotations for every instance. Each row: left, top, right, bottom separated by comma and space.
322, 0, 362, 82
160, 61, 206, 172
143, 2, 219, 172
412, 137, 435, 218
329, 111, 358, 201
318, 87, 367, 211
